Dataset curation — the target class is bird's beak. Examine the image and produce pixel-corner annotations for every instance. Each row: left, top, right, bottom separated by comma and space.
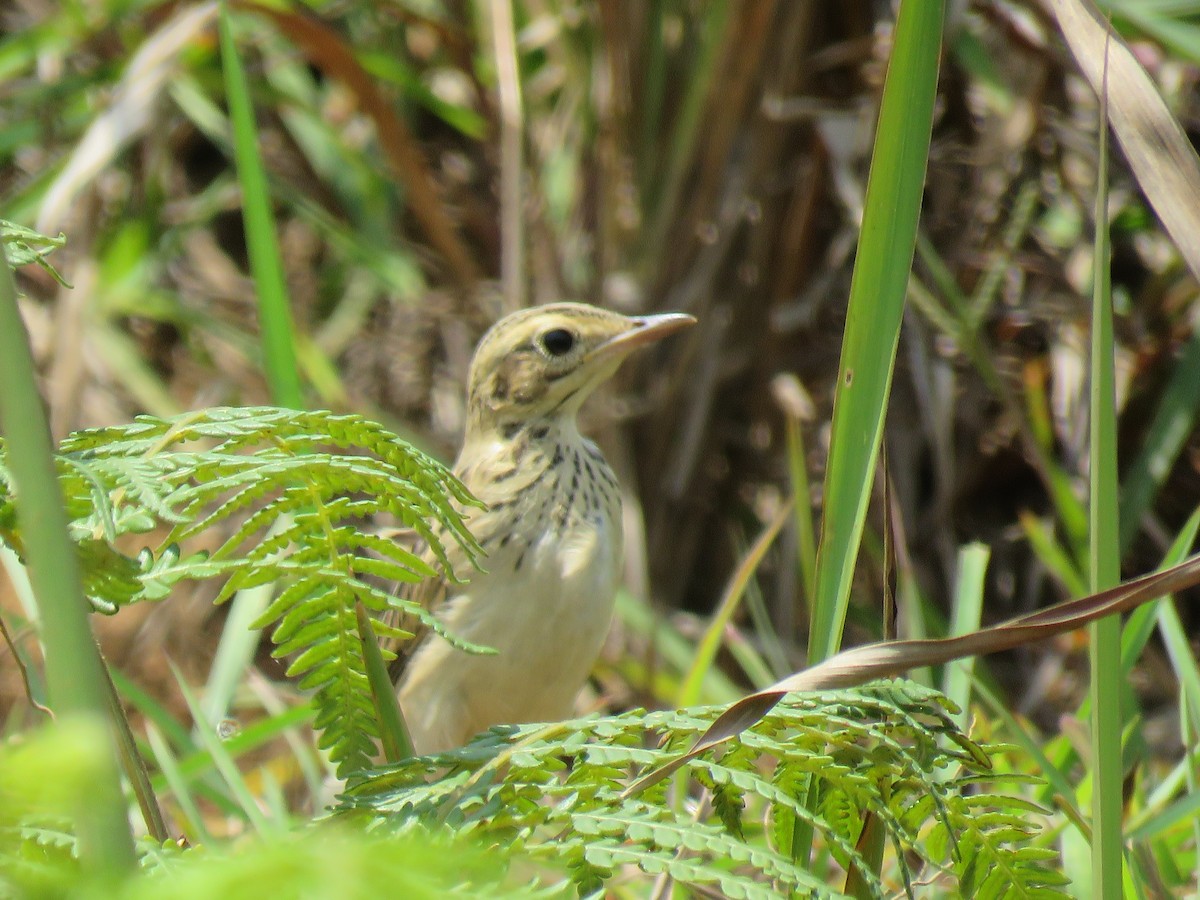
593, 312, 696, 361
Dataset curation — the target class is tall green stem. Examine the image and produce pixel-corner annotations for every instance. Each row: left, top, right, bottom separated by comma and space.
0, 249, 136, 872
1087, 49, 1124, 898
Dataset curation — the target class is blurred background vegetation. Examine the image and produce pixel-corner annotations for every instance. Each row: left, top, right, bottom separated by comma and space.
3, 0, 1200, 873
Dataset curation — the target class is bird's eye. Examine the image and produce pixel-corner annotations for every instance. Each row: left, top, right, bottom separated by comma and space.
541, 328, 576, 356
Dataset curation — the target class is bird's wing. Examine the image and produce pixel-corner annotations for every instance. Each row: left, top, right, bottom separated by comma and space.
378, 453, 509, 683
380, 529, 455, 684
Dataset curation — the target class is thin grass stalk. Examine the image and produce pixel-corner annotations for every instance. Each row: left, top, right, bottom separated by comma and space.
806, 0, 944, 665
0, 611, 48, 716
485, 0, 525, 311
100, 654, 169, 842
1125, 744, 1200, 842
676, 501, 791, 708
1151, 579, 1200, 884
1184, 720, 1200, 888
975, 679, 1080, 813
1087, 43, 1125, 898
1118, 333, 1200, 551
1118, 508, 1200, 675
134, 696, 314, 811
782, 404, 817, 606
1157, 593, 1200, 738
0, 249, 136, 871
219, 3, 304, 409
144, 721, 214, 846
245, 671, 327, 800
913, 236, 1089, 542
729, 585, 784, 687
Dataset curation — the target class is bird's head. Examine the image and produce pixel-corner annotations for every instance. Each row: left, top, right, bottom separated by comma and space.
465, 302, 695, 435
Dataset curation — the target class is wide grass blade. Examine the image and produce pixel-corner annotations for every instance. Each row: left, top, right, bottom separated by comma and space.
356, 601, 413, 763
806, 0, 944, 665
201, 581, 273, 725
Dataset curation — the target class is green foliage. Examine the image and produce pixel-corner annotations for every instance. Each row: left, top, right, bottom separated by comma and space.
344, 680, 1068, 899
0, 406, 1069, 894
0, 406, 483, 775
0, 218, 69, 286
0, 719, 533, 900
0, 718, 99, 895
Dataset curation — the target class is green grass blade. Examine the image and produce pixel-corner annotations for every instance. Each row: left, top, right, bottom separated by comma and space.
150, 703, 315, 811
777, 376, 818, 605
1126, 757, 1200, 843
677, 502, 791, 708
611, 590, 742, 706
943, 543, 989, 726
144, 721, 213, 846
172, 662, 276, 834
1158, 593, 1200, 733
1019, 512, 1087, 596
0, 244, 136, 871
1087, 45, 1125, 898
976, 679, 1081, 819
218, 4, 303, 409
807, 0, 944, 664
641, 0, 732, 258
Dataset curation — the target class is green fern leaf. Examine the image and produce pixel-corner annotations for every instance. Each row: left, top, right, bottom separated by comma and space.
0, 407, 485, 776
346, 681, 1069, 898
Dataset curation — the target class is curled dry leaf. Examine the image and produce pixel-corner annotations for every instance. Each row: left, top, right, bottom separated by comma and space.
1044, 0, 1200, 283
626, 552, 1200, 795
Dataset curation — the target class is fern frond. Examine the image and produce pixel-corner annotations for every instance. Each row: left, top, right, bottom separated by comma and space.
576, 803, 839, 898
0, 407, 483, 775
344, 680, 1069, 899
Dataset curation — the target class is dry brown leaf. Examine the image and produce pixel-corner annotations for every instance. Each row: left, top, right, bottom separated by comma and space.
1045, 0, 1200, 282
626, 552, 1200, 794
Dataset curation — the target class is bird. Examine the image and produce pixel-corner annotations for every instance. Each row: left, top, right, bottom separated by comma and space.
388, 302, 695, 755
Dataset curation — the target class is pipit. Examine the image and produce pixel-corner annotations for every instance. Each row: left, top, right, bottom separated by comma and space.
389, 302, 694, 755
